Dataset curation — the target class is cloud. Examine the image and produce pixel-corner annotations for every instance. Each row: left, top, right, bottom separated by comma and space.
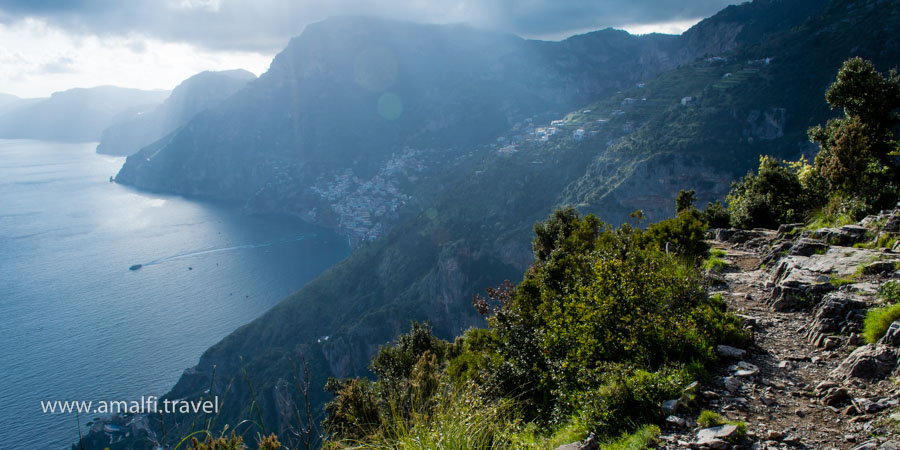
38, 55, 75, 73
0, 0, 739, 53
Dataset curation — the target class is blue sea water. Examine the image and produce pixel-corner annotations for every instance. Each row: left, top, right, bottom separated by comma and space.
0, 139, 349, 448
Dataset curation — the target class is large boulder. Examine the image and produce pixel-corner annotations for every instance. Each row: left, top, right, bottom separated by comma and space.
789, 238, 829, 256
805, 292, 867, 346
830, 344, 898, 381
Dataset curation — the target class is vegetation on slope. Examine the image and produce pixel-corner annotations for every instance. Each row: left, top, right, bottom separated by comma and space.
321, 207, 747, 447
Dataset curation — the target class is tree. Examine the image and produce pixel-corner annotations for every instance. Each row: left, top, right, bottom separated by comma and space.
809, 57, 900, 213
675, 189, 697, 214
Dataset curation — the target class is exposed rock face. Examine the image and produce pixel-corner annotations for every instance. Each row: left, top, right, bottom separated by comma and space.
805, 292, 867, 346
830, 344, 898, 381
789, 238, 828, 257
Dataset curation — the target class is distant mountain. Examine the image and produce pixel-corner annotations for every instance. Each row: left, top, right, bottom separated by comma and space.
96, 70, 256, 156
115, 16, 702, 244
0, 86, 169, 142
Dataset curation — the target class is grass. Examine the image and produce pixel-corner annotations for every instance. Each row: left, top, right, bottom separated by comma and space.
703, 249, 731, 273
600, 425, 660, 450
696, 411, 747, 444
327, 388, 515, 450
697, 410, 725, 428
805, 209, 857, 231
863, 303, 900, 343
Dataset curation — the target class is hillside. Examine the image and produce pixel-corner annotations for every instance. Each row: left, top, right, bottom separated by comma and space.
0, 86, 169, 142
96, 69, 256, 156
112, 10, 788, 245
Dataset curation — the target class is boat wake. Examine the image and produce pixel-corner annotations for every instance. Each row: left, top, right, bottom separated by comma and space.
133, 233, 316, 269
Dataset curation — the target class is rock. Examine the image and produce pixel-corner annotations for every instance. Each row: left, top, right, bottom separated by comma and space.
554, 432, 598, 450
700, 438, 729, 449
760, 395, 776, 406
765, 430, 782, 440
814, 380, 838, 394
821, 387, 850, 406
879, 320, 900, 346
805, 292, 867, 346
697, 424, 739, 444
776, 223, 804, 239
789, 238, 829, 256
884, 213, 900, 233
682, 381, 700, 403
852, 440, 879, 450
666, 415, 687, 428
718, 345, 747, 359
823, 336, 841, 350
864, 260, 899, 275
724, 376, 742, 393
761, 241, 793, 267
880, 440, 900, 450
703, 390, 720, 400
730, 361, 760, 377
777, 360, 793, 369
830, 344, 898, 381
782, 435, 800, 445
662, 399, 680, 415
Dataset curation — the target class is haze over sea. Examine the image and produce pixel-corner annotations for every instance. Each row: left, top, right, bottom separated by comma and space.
0, 139, 349, 448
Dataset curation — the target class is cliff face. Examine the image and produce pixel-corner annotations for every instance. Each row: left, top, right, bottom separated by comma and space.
96, 69, 256, 156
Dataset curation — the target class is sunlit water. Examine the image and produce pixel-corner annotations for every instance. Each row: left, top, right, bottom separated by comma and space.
0, 140, 349, 448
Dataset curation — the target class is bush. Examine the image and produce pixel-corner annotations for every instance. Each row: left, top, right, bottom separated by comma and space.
727, 156, 807, 229
643, 210, 710, 260
575, 366, 691, 437
700, 200, 731, 229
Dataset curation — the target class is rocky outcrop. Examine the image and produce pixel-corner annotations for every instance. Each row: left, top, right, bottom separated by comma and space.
830, 344, 898, 381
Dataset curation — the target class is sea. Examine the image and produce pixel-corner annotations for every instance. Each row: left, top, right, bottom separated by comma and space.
0, 139, 350, 448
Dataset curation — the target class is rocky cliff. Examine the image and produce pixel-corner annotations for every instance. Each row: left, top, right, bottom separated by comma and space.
96, 69, 256, 156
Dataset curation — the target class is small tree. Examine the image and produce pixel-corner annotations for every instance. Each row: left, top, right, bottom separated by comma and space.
675, 189, 697, 214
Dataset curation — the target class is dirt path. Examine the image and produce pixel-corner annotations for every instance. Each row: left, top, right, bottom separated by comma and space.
657, 231, 900, 450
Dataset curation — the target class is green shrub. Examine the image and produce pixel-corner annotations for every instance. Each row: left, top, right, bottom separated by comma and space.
643, 210, 710, 260
700, 200, 731, 229
600, 424, 660, 450
697, 410, 725, 428
864, 303, 900, 343
880, 280, 900, 302
575, 367, 690, 437
727, 156, 806, 229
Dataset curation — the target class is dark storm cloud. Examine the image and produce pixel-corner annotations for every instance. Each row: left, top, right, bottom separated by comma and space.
0, 0, 740, 52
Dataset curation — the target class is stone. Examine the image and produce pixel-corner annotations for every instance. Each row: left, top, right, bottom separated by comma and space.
782, 435, 800, 445
851, 440, 879, 450
724, 376, 742, 393
881, 440, 900, 450
766, 430, 782, 440
662, 399, 680, 415
730, 361, 760, 377
703, 390, 720, 400
821, 387, 850, 406
777, 360, 793, 369
718, 345, 747, 359
830, 344, 898, 381
790, 238, 829, 256
776, 223, 804, 238
823, 336, 841, 350
864, 260, 899, 275
879, 320, 900, 346
697, 424, 739, 444
700, 438, 729, 449
806, 292, 867, 346
666, 415, 687, 428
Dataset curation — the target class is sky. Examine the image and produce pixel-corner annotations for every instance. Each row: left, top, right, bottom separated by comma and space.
0, 0, 740, 98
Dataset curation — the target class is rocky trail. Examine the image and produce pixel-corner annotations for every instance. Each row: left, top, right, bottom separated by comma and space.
652, 209, 900, 450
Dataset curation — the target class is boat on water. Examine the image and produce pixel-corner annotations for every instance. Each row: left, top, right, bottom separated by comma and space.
129, 264, 142, 271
